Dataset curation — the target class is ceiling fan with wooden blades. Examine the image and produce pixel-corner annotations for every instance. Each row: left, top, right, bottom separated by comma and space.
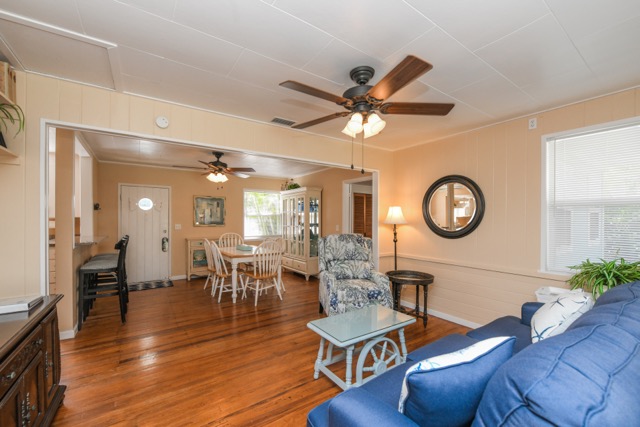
280, 55, 454, 131
198, 151, 255, 179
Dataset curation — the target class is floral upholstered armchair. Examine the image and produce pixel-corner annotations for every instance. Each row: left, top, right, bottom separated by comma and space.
318, 234, 393, 316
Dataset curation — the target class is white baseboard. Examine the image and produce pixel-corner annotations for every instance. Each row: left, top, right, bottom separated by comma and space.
171, 274, 186, 280
59, 328, 76, 340
398, 298, 482, 330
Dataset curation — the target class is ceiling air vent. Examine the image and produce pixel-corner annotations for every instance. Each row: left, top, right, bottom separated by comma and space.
271, 117, 296, 127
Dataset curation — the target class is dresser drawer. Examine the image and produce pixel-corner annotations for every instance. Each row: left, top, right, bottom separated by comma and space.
0, 325, 44, 397
292, 260, 307, 271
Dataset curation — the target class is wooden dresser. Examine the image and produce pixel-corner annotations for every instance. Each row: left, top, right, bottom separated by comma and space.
0, 295, 65, 426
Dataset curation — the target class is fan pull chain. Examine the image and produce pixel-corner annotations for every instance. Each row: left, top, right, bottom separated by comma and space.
361, 132, 365, 174
350, 136, 355, 170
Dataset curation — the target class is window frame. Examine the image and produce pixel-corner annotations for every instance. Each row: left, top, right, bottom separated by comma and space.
243, 188, 282, 240
541, 116, 640, 274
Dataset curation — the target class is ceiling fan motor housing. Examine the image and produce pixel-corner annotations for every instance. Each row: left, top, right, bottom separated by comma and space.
343, 84, 374, 114
211, 151, 228, 168
349, 65, 375, 85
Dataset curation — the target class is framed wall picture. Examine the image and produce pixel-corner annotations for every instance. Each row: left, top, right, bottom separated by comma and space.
194, 196, 225, 226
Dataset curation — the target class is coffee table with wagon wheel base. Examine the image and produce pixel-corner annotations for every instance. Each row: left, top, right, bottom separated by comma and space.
307, 305, 416, 390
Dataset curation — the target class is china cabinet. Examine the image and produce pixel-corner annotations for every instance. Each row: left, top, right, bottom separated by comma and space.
281, 187, 322, 280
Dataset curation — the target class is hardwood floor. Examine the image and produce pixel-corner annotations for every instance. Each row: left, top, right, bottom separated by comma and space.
54, 272, 469, 426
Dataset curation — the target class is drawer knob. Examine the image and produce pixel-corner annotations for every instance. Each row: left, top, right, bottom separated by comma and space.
5, 371, 16, 380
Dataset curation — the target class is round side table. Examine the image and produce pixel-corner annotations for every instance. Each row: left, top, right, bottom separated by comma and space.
386, 270, 434, 328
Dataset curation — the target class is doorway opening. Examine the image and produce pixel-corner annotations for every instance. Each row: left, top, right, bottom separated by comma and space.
342, 175, 378, 268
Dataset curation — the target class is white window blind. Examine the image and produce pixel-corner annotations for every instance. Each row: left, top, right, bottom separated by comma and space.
544, 120, 640, 273
243, 190, 282, 239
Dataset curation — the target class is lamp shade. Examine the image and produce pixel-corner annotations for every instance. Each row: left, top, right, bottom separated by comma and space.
384, 206, 407, 225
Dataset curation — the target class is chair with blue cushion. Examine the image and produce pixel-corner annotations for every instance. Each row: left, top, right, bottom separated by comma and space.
318, 234, 392, 316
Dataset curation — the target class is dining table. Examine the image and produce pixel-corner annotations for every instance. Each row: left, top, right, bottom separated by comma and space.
218, 245, 282, 303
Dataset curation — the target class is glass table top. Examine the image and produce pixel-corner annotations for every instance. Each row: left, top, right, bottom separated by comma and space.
307, 305, 415, 345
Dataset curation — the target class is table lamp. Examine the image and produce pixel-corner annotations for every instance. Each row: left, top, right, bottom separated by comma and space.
384, 206, 407, 271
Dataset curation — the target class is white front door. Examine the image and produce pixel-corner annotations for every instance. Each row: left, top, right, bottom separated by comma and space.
119, 184, 170, 283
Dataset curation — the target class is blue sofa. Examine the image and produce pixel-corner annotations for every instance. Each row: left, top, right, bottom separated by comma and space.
308, 281, 640, 426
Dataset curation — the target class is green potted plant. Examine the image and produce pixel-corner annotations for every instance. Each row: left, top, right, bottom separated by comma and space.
0, 103, 25, 148
567, 257, 640, 299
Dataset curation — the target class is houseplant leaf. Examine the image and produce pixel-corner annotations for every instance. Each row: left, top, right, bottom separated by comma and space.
568, 257, 640, 299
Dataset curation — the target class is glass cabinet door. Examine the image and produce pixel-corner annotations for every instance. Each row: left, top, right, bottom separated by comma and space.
309, 195, 320, 257
293, 195, 304, 256
282, 197, 293, 255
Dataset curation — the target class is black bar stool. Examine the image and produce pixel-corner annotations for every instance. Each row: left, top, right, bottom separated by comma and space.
78, 236, 129, 330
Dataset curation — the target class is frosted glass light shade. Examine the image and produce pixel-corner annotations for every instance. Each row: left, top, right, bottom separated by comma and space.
342, 124, 357, 138
207, 172, 228, 183
346, 112, 364, 133
368, 112, 386, 134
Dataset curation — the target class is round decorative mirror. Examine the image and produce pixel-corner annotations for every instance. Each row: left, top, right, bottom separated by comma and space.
422, 175, 485, 239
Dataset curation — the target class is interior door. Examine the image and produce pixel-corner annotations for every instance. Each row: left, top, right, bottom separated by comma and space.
119, 185, 170, 283
353, 192, 373, 237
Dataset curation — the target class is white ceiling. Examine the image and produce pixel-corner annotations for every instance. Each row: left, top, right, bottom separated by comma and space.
79, 130, 330, 179
2, 0, 640, 174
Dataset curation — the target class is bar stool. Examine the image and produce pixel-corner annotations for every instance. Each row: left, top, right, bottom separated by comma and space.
78, 236, 129, 330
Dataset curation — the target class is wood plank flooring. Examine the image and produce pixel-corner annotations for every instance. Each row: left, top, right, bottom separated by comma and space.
53, 272, 469, 426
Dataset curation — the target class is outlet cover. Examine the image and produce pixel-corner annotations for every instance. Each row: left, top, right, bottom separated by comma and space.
528, 118, 537, 130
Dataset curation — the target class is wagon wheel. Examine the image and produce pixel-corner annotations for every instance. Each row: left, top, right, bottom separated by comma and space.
355, 337, 402, 384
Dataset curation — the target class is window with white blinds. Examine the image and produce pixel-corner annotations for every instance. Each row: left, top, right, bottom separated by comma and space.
544, 119, 640, 273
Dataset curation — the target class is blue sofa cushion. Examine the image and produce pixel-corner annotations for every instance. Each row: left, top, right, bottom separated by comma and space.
399, 336, 516, 427
568, 297, 640, 339
520, 302, 544, 326
307, 399, 331, 427
473, 323, 640, 426
467, 316, 532, 353
327, 387, 419, 427
592, 281, 640, 307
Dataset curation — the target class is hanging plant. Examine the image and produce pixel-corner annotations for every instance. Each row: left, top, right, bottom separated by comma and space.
0, 103, 25, 137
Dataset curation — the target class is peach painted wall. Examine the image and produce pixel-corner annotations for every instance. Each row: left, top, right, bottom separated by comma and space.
0, 72, 392, 335
390, 89, 640, 326
96, 162, 283, 277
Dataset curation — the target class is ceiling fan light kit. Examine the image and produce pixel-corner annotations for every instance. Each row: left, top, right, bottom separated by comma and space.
199, 151, 255, 182
206, 172, 228, 183
280, 55, 454, 138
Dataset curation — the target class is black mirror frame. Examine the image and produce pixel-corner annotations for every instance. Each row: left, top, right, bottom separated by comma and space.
422, 175, 485, 239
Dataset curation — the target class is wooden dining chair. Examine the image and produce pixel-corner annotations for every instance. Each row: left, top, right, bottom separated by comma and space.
242, 240, 283, 306
209, 239, 244, 302
203, 238, 217, 293
265, 236, 286, 291
218, 232, 244, 248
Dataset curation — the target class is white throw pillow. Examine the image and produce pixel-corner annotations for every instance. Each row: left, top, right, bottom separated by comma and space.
531, 292, 594, 343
